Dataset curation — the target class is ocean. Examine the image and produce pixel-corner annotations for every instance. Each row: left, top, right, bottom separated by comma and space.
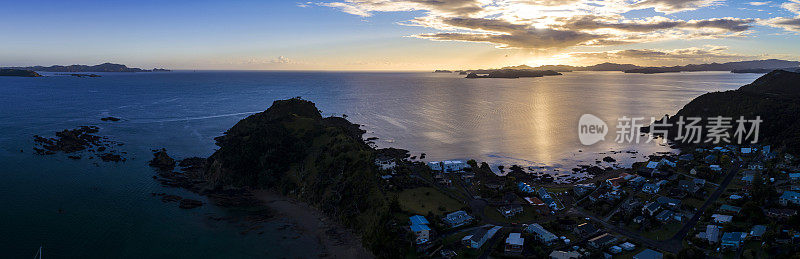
0, 71, 761, 257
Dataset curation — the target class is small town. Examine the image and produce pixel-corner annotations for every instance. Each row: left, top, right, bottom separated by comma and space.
376, 144, 800, 259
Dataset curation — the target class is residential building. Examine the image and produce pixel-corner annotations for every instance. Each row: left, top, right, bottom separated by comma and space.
410, 224, 431, 244
710, 165, 722, 172
678, 180, 700, 194
750, 225, 767, 240
633, 249, 663, 259
427, 161, 442, 171
549, 251, 581, 259
655, 210, 674, 223
462, 226, 502, 249
712, 214, 733, 224
409, 215, 429, 226
605, 176, 626, 189
656, 196, 681, 208
719, 205, 741, 214
504, 233, 524, 254
766, 208, 798, 219
574, 222, 599, 236
442, 160, 469, 172
526, 223, 558, 245
444, 211, 474, 228
790, 173, 800, 183
519, 182, 535, 193
721, 232, 747, 250
696, 225, 720, 243
498, 204, 523, 218
588, 233, 617, 248
642, 183, 660, 194
780, 191, 800, 206
620, 242, 636, 251
643, 202, 661, 216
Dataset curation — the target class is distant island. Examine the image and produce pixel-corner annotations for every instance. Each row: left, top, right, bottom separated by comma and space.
443, 59, 800, 77
3, 62, 170, 72
0, 69, 42, 77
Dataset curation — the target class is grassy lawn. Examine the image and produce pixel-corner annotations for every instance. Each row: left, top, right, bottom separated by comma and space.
641, 223, 681, 240
684, 197, 705, 210
398, 187, 464, 216
484, 206, 540, 224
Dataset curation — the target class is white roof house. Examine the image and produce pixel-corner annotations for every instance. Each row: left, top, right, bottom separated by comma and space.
505, 233, 524, 246
526, 223, 558, 245
427, 161, 442, 171
712, 214, 733, 224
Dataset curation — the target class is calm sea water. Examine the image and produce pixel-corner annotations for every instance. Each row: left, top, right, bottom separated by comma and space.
0, 71, 761, 257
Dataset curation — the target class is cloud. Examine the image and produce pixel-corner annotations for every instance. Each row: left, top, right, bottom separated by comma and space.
757, 0, 800, 32
760, 16, 800, 32
631, 0, 723, 13
747, 1, 771, 6
320, 0, 760, 49
320, 0, 486, 17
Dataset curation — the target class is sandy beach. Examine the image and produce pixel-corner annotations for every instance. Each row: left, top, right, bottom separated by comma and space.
252, 190, 374, 259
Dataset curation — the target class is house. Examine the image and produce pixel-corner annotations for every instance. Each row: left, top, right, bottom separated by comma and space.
646, 161, 660, 169
443, 160, 470, 172
549, 251, 581, 259
633, 216, 645, 224
605, 176, 627, 189
609, 246, 623, 254
574, 183, 595, 197
766, 208, 798, 219
659, 158, 676, 167
498, 204, 523, 218
409, 215, 431, 244
656, 196, 681, 208
780, 191, 800, 206
697, 225, 720, 243
526, 223, 558, 245
542, 197, 558, 210
537, 187, 552, 199
519, 182, 535, 193
444, 211, 474, 228
427, 161, 442, 171
704, 154, 717, 164
655, 180, 668, 186
655, 210, 674, 222
790, 173, 800, 183
410, 224, 432, 244
719, 205, 741, 214
712, 214, 733, 224
462, 226, 502, 249
588, 233, 617, 248
721, 232, 747, 250
710, 165, 722, 172
376, 158, 396, 171
678, 180, 700, 194
633, 249, 663, 259
643, 202, 661, 216
628, 176, 646, 187
749, 162, 765, 171
750, 225, 767, 240
574, 222, 599, 236
741, 147, 752, 154
642, 183, 660, 194
620, 242, 636, 251
409, 215, 429, 226
693, 178, 706, 187
679, 153, 694, 161
504, 233, 524, 254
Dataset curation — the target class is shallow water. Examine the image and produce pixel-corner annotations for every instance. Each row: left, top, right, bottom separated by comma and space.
0, 70, 761, 256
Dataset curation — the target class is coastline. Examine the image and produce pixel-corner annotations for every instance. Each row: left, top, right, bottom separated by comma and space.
252, 190, 374, 259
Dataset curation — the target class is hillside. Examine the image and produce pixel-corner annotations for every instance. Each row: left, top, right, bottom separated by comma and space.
0, 69, 41, 77
659, 70, 800, 152
4, 63, 169, 72
204, 97, 405, 258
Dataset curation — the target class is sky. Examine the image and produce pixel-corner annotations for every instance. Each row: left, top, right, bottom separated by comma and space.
1, 0, 798, 70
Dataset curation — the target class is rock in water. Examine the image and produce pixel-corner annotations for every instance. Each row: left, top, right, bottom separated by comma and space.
149, 148, 176, 170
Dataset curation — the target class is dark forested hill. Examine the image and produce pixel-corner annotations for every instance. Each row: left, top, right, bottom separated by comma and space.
204, 97, 405, 258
